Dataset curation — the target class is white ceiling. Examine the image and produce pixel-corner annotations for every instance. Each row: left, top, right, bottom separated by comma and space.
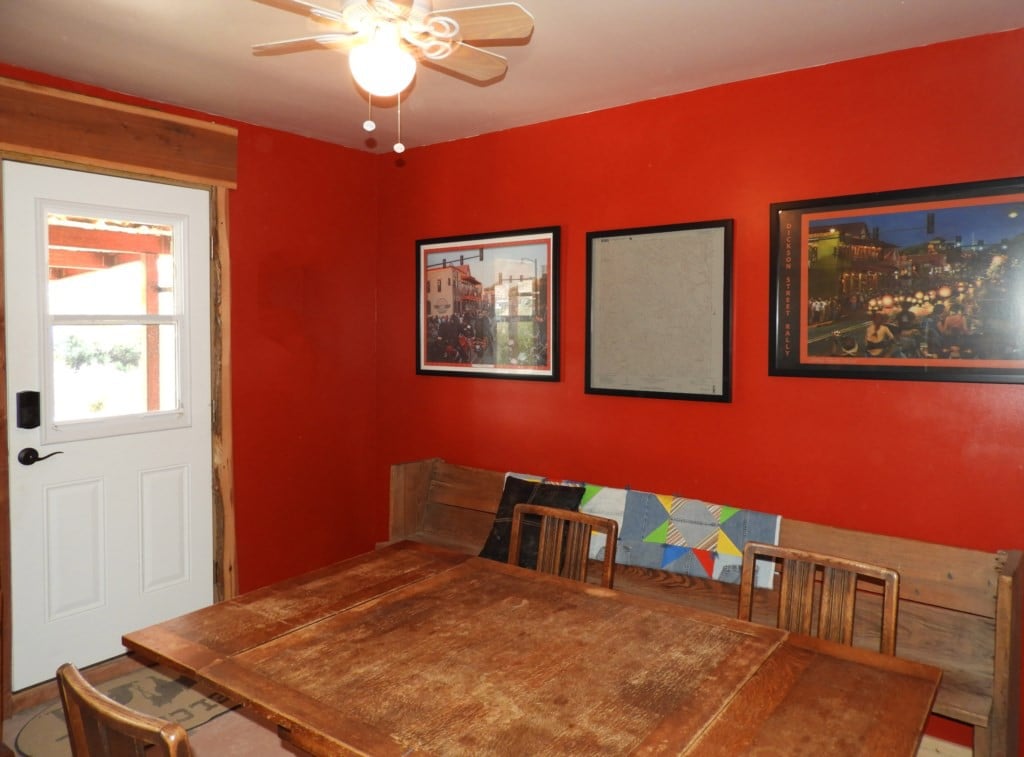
2, 0, 1023, 154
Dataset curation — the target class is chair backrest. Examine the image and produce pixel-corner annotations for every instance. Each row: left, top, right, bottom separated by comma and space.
738, 542, 900, 655
56, 663, 194, 757
508, 504, 619, 588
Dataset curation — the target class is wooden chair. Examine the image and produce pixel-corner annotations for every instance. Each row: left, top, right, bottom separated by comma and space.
56, 663, 194, 757
508, 504, 619, 588
738, 542, 900, 655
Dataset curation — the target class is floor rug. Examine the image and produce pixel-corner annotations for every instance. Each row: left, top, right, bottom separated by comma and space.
15, 667, 235, 757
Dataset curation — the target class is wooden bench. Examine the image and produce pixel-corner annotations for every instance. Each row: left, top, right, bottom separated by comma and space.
388, 458, 1022, 757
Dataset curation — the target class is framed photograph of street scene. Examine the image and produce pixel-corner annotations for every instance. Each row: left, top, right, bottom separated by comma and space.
417, 227, 560, 380
770, 177, 1024, 384
586, 219, 733, 401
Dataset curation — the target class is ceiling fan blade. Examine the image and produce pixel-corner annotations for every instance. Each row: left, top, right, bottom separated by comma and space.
250, 0, 351, 28
252, 34, 356, 56
430, 3, 534, 42
424, 43, 508, 82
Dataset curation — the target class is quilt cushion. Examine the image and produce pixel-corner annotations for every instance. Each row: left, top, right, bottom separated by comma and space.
479, 475, 585, 567
581, 485, 780, 585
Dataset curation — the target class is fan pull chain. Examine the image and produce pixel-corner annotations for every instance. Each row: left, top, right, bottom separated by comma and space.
394, 92, 405, 153
363, 94, 376, 132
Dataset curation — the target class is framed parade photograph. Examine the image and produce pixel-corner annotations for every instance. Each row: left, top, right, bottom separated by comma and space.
770, 177, 1024, 384
586, 219, 733, 401
417, 226, 560, 380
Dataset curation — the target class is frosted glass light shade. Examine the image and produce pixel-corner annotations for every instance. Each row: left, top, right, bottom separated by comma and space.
349, 27, 416, 97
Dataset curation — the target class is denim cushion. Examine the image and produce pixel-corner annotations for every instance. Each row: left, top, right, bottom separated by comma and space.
479, 476, 584, 568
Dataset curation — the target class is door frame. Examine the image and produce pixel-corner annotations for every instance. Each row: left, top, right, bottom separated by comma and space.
0, 75, 238, 719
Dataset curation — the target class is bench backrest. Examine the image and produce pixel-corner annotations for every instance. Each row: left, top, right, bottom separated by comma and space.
392, 460, 1006, 613
390, 457, 504, 551
781, 520, 1004, 617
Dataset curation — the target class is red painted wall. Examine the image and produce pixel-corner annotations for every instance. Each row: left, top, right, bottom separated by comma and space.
229, 127, 380, 590
372, 31, 1024, 745
374, 30, 1024, 547
4, 28, 1023, 743
8, 30, 1021, 589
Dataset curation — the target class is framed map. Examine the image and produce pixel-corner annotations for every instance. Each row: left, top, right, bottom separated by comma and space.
585, 220, 733, 401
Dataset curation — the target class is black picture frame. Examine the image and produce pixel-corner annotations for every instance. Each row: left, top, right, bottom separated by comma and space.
417, 226, 560, 380
586, 220, 733, 401
770, 177, 1024, 384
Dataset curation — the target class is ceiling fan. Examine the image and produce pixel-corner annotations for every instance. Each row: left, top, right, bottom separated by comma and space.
251, 0, 534, 91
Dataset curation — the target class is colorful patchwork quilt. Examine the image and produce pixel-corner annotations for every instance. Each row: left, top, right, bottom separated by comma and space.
578, 484, 780, 586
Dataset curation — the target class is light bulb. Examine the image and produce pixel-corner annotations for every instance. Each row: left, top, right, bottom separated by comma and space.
349, 26, 416, 97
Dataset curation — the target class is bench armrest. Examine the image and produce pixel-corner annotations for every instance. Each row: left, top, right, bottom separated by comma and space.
992, 549, 1022, 755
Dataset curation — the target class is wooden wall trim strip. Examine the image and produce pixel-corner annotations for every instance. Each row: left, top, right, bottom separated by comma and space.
0, 77, 237, 188
212, 186, 238, 601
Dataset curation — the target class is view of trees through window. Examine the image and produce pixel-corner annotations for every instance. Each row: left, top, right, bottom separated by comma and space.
47, 213, 178, 422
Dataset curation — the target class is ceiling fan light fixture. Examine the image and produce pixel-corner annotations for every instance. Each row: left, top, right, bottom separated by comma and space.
252, 0, 537, 153
349, 25, 416, 97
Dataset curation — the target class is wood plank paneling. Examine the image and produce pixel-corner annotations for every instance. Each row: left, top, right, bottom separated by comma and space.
0, 77, 236, 187
780, 520, 1000, 618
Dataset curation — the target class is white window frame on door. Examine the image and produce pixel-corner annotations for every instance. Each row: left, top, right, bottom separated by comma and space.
36, 199, 195, 445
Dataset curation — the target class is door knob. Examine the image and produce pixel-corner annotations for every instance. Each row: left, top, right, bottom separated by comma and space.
17, 447, 63, 466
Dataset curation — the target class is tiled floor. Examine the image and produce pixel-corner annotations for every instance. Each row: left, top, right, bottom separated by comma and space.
1, 674, 309, 757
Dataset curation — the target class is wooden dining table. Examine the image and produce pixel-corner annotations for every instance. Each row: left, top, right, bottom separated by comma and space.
122, 540, 941, 756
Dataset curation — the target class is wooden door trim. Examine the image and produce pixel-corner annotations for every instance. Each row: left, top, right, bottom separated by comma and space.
0, 77, 237, 188
212, 185, 238, 602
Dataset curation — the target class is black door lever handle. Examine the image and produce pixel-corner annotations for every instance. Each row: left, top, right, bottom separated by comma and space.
18, 447, 64, 466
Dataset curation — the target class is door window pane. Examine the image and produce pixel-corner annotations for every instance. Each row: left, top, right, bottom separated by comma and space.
51, 324, 179, 422
44, 211, 182, 428
47, 214, 174, 316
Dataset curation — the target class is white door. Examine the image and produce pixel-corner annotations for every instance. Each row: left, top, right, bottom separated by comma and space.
3, 161, 213, 691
